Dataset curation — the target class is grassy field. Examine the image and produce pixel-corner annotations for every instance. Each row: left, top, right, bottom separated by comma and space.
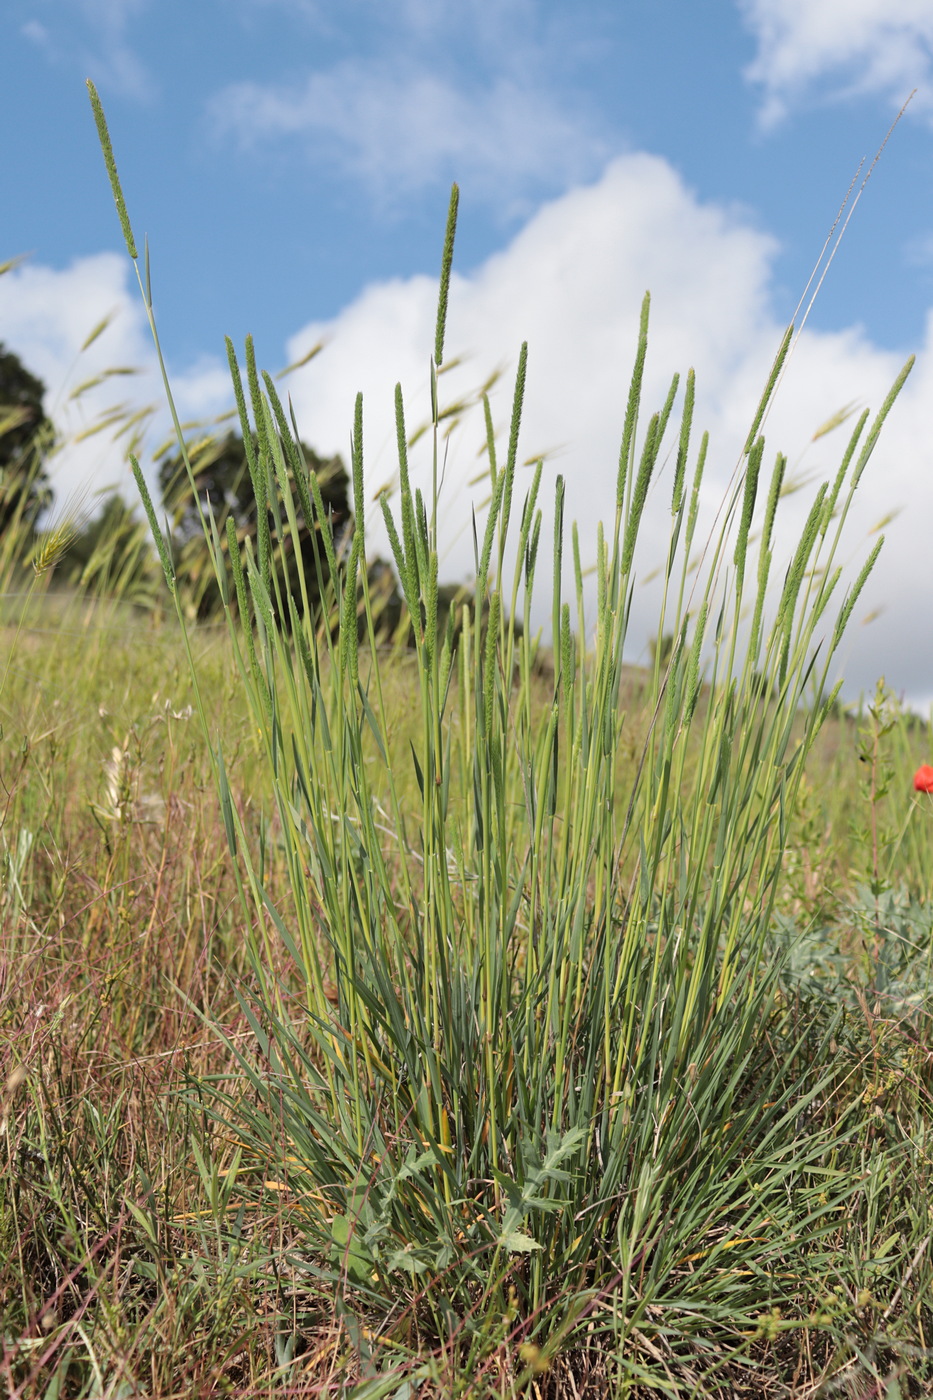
1, 594, 932, 1398
1, 93, 932, 1399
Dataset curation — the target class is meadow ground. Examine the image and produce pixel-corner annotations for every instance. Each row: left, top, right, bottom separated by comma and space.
1, 591, 932, 1399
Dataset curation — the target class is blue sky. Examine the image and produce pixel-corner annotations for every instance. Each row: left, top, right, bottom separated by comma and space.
5, 0, 932, 358
2, 0, 933, 701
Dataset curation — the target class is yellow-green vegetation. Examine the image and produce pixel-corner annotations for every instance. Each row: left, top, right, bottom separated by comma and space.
0, 88, 932, 1399
2, 599, 931, 1398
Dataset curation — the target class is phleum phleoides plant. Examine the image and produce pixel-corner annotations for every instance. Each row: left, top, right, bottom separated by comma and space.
90, 81, 917, 1384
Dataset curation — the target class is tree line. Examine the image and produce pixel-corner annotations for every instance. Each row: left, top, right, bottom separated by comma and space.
0, 342, 473, 640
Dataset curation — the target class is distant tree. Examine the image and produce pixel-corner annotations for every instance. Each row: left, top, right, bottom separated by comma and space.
0, 343, 55, 541
649, 631, 676, 672
157, 429, 356, 623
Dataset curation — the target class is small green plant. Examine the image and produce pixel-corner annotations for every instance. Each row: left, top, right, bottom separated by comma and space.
853, 677, 901, 897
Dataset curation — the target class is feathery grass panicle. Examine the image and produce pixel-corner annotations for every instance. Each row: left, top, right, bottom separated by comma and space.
734, 433, 763, 595
30, 523, 74, 578
620, 410, 659, 576
656, 370, 680, 447
130, 454, 174, 590
476, 467, 505, 602
86, 80, 137, 260
833, 535, 884, 649
851, 354, 914, 486
559, 601, 574, 707
761, 450, 786, 559
225, 337, 258, 478
551, 473, 566, 656
672, 366, 695, 516
684, 600, 707, 725
495, 341, 528, 582
243, 337, 272, 588
30, 486, 94, 577
617, 290, 650, 510
748, 451, 787, 656
351, 391, 365, 541
394, 382, 410, 491
380, 490, 415, 624
434, 184, 460, 368
482, 391, 498, 487
822, 409, 868, 537
744, 322, 792, 454
686, 427, 708, 552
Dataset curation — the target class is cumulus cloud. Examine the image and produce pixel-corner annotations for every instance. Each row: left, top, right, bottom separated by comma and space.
0, 253, 228, 513
739, 0, 933, 126
280, 154, 933, 704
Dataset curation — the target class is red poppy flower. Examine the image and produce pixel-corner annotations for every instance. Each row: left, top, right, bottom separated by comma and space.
914, 764, 933, 793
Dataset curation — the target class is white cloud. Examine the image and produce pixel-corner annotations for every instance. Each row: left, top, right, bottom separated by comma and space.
209, 59, 609, 211
739, 0, 933, 126
22, 0, 154, 101
238, 0, 554, 55
0, 253, 227, 513
211, 0, 609, 213
280, 154, 933, 705
20, 20, 50, 44
6, 156, 931, 706
904, 231, 933, 268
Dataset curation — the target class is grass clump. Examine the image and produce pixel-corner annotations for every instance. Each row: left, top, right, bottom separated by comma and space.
0, 89, 932, 1398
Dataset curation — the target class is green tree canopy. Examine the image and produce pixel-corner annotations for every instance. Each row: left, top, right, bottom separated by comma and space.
0, 342, 55, 540
157, 429, 354, 622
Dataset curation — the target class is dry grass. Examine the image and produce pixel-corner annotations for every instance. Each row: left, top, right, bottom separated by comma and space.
1, 597, 932, 1397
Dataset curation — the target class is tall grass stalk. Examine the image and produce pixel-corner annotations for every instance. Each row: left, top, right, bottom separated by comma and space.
90, 90, 921, 1386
